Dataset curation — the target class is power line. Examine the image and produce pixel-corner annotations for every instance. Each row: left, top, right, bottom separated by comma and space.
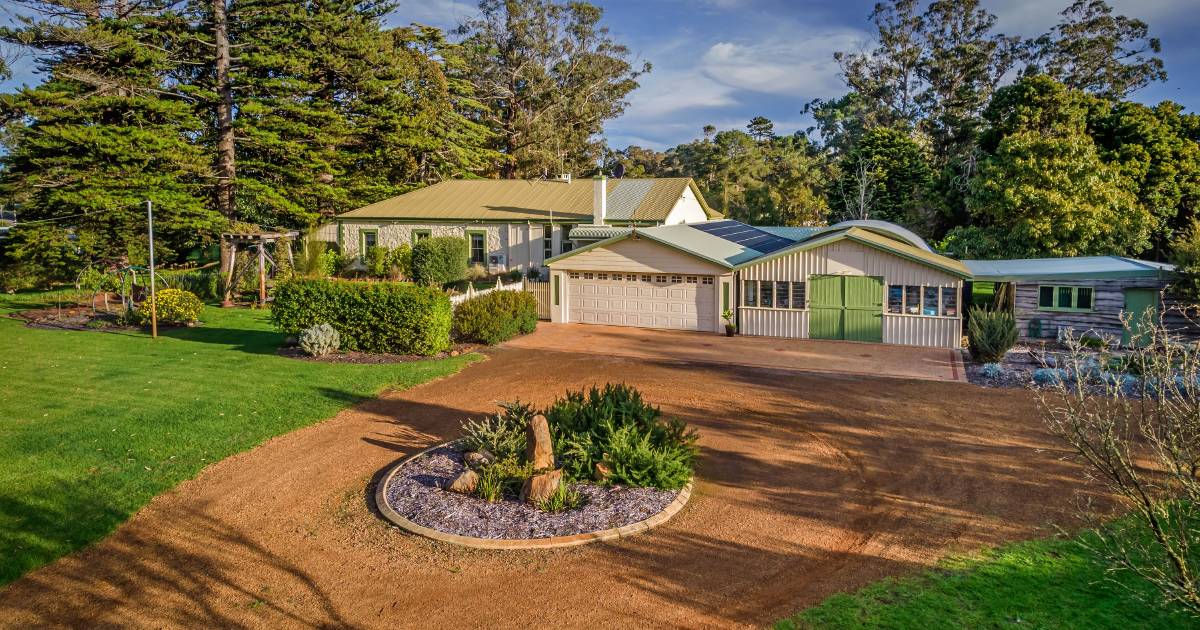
8, 203, 143, 227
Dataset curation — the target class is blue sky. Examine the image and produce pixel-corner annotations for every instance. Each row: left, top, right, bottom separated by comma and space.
3, 0, 1197, 151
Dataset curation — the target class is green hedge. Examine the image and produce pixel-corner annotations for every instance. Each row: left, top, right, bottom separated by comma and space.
453, 290, 538, 345
411, 236, 468, 286
271, 278, 451, 355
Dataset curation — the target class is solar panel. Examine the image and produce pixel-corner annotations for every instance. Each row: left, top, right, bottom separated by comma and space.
691, 220, 795, 254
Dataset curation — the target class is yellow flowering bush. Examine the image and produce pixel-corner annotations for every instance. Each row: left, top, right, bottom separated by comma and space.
139, 288, 203, 324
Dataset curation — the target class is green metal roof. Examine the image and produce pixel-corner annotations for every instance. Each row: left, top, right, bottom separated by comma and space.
963, 256, 1174, 282
336, 177, 721, 222
756, 226, 825, 241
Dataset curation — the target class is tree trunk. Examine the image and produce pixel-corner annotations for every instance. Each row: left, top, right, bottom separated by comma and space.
213, 0, 236, 220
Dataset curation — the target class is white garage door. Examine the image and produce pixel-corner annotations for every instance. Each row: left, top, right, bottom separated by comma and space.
567, 271, 716, 331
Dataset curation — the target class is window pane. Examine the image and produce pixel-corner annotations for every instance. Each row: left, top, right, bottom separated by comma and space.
774, 281, 789, 308
792, 282, 806, 309
905, 285, 920, 314
888, 286, 904, 313
364, 232, 377, 250
1039, 286, 1055, 308
744, 280, 758, 307
1058, 286, 1073, 309
543, 227, 553, 260
923, 287, 939, 316
1077, 287, 1093, 310
561, 225, 574, 252
941, 287, 958, 317
470, 233, 485, 263
761, 281, 774, 307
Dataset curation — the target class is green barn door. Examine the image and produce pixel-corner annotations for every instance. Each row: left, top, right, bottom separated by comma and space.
1122, 288, 1158, 347
844, 276, 883, 342
808, 275, 883, 342
809, 275, 844, 340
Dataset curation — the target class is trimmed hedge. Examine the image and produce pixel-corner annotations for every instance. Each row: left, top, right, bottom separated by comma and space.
271, 278, 451, 355
453, 290, 538, 345
411, 236, 469, 286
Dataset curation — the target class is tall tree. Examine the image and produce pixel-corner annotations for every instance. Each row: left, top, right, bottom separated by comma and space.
961, 76, 1150, 257
456, 0, 648, 178
0, 1, 220, 267
830, 127, 930, 227
1032, 0, 1166, 100
834, 0, 924, 130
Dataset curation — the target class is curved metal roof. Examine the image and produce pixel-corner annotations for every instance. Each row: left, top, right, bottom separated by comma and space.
828, 220, 932, 252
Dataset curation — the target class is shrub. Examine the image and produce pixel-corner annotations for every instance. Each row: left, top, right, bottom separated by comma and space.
365, 246, 391, 278
466, 263, 489, 281
505, 268, 524, 283
980, 362, 1005, 379
453, 290, 538, 345
165, 270, 220, 300
411, 236, 468, 286
967, 306, 1018, 363
526, 267, 542, 281
138, 288, 203, 324
461, 400, 534, 460
537, 481, 585, 513
545, 383, 697, 490
271, 278, 451, 355
387, 244, 412, 280
1033, 367, 1068, 385
473, 457, 533, 503
299, 323, 340, 357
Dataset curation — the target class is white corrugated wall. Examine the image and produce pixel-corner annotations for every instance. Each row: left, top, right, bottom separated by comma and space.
738, 240, 963, 348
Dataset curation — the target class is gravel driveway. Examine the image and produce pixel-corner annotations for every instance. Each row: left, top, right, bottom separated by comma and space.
0, 345, 1102, 629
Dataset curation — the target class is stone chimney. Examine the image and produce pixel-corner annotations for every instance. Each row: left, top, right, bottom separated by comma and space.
593, 175, 607, 225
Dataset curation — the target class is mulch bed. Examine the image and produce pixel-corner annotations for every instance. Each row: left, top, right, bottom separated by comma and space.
10, 306, 146, 333
383, 443, 679, 540
277, 343, 477, 364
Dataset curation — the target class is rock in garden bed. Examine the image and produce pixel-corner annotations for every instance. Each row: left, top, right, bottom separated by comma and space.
383, 443, 680, 540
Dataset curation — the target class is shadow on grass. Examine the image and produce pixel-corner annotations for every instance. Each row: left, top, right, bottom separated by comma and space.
157, 324, 284, 355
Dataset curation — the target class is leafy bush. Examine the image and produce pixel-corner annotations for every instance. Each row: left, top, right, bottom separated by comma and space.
967, 306, 1018, 363
299, 323, 340, 357
545, 383, 697, 490
537, 481, 584, 513
271, 278, 451, 355
461, 400, 534, 460
453, 290, 538, 345
411, 236, 468, 286
505, 269, 524, 283
980, 363, 1005, 378
138, 288, 203, 324
365, 246, 390, 278
387, 244, 412, 280
526, 267, 542, 281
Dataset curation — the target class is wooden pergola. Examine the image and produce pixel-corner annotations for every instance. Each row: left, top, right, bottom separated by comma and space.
220, 230, 299, 307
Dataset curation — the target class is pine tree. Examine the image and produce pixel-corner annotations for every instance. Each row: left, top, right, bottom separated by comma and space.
0, 1, 220, 266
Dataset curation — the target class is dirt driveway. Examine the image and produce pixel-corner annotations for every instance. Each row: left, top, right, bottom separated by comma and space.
506, 323, 966, 382
0, 346, 1098, 629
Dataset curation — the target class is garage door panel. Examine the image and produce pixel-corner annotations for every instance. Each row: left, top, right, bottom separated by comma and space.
567, 273, 715, 332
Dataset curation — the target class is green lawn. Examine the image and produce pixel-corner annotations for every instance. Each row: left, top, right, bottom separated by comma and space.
776, 522, 1198, 629
0, 290, 478, 586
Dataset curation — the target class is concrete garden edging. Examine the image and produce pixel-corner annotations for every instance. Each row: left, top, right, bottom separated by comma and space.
374, 440, 692, 550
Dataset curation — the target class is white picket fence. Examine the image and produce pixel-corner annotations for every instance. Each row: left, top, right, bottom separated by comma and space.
449, 277, 527, 308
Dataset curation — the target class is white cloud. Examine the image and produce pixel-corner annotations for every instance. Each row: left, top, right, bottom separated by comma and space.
385, 0, 476, 31
697, 31, 860, 97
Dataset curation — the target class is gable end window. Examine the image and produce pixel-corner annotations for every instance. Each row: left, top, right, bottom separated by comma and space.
1038, 285, 1094, 312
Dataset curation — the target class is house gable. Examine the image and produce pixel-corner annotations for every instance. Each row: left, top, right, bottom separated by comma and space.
547, 236, 727, 275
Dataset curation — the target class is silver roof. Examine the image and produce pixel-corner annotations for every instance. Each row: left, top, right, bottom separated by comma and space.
963, 256, 1174, 281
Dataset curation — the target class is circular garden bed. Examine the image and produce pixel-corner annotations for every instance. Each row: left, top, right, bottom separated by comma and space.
374, 386, 696, 549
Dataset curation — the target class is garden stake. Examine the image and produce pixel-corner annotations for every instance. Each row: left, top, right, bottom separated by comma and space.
147, 199, 158, 339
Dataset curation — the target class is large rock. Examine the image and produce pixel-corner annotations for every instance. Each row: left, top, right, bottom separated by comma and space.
520, 468, 562, 504
525, 414, 555, 471
463, 449, 495, 470
447, 469, 479, 494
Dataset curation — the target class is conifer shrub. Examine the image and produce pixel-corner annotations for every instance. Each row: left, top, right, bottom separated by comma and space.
967, 306, 1018, 363
544, 384, 697, 490
452, 290, 537, 345
271, 278, 451, 355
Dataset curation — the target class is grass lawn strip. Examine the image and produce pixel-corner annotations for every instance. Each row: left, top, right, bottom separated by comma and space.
776, 521, 1197, 629
0, 290, 478, 586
